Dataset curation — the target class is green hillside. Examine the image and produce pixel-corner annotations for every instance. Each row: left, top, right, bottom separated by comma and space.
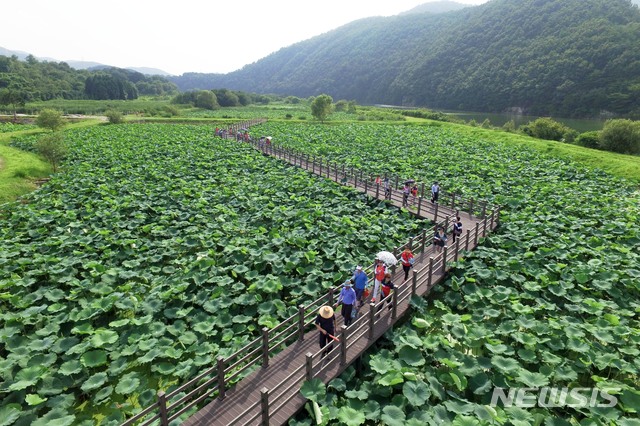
170, 0, 640, 118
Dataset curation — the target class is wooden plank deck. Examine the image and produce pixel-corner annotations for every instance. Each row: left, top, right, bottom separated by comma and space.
181, 143, 499, 426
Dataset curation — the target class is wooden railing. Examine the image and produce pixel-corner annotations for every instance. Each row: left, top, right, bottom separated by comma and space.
121, 130, 500, 426
252, 140, 495, 224
217, 208, 500, 426
216, 118, 267, 139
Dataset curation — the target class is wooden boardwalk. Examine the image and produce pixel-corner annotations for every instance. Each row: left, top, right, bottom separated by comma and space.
181, 143, 499, 425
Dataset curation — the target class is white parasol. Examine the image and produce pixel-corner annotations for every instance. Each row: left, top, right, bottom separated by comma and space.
376, 251, 397, 266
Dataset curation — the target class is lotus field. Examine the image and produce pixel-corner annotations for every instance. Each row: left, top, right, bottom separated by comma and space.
247, 122, 640, 425
0, 124, 426, 424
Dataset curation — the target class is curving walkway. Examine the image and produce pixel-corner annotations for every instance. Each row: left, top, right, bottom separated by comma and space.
183, 141, 498, 425
121, 121, 499, 426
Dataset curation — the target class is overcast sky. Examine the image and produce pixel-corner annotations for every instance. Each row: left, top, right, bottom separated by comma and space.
3, 0, 488, 76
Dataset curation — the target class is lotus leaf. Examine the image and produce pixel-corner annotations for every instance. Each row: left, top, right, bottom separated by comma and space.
80, 350, 107, 368
115, 372, 140, 395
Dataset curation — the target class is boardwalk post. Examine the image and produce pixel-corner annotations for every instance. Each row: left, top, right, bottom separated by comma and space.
364, 177, 369, 193
368, 303, 376, 340
298, 304, 305, 341
470, 198, 475, 218
217, 357, 226, 400
394, 175, 399, 190
495, 205, 501, 227
417, 196, 422, 215
354, 168, 358, 187
434, 202, 439, 221
312, 156, 316, 173
451, 193, 456, 209
391, 286, 398, 319
319, 158, 323, 175
454, 237, 460, 262
392, 247, 398, 275
327, 161, 331, 178
411, 269, 417, 296
376, 182, 380, 199
444, 216, 450, 234
158, 391, 169, 426
428, 257, 434, 288
408, 236, 413, 251
260, 387, 270, 426
490, 207, 495, 230
481, 201, 487, 219
340, 325, 347, 365
261, 327, 269, 367
305, 352, 314, 381
420, 182, 425, 198
465, 229, 470, 251
474, 222, 480, 247
420, 228, 426, 253
442, 246, 448, 273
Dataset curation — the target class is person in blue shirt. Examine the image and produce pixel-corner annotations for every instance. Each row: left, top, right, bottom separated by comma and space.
352, 266, 368, 308
337, 280, 357, 326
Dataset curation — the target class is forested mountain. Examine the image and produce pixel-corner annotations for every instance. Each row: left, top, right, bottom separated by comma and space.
0, 55, 177, 105
170, 0, 640, 117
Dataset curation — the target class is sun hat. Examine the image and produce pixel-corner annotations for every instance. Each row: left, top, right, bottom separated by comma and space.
356, 265, 363, 271
319, 305, 334, 319
343, 280, 352, 287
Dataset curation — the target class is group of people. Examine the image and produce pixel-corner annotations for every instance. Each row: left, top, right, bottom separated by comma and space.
376, 176, 440, 208
315, 216, 464, 357
314, 247, 415, 356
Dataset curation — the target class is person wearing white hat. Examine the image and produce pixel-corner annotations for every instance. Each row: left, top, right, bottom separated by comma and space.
315, 305, 337, 357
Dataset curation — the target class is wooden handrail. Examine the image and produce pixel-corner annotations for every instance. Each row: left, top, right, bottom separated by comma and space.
122, 128, 501, 426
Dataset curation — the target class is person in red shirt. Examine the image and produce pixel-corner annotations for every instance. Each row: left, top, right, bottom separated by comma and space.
400, 247, 414, 282
372, 258, 387, 302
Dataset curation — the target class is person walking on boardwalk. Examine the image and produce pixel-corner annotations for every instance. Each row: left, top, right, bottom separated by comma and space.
337, 280, 357, 326
372, 258, 388, 303
352, 266, 368, 308
433, 226, 447, 253
402, 183, 410, 207
315, 305, 337, 357
383, 177, 391, 199
400, 247, 415, 282
411, 184, 419, 206
452, 216, 463, 243
431, 181, 440, 203
380, 272, 395, 311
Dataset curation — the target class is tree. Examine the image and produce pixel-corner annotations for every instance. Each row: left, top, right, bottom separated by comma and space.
36, 109, 65, 132
599, 119, 640, 154
105, 109, 124, 124
214, 89, 240, 107
520, 118, 571, 141
36, 133, 67, 172
575, 131, 601, 149
310, 94, 333, 122
195, 90, 219, 110
0, 89, 27, 121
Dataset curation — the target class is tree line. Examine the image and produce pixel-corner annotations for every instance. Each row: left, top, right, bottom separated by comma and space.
0, 55, 178, 113
168, 0, 640, 119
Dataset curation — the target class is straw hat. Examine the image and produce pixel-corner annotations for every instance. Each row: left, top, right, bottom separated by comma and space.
319, 305, 334, 319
